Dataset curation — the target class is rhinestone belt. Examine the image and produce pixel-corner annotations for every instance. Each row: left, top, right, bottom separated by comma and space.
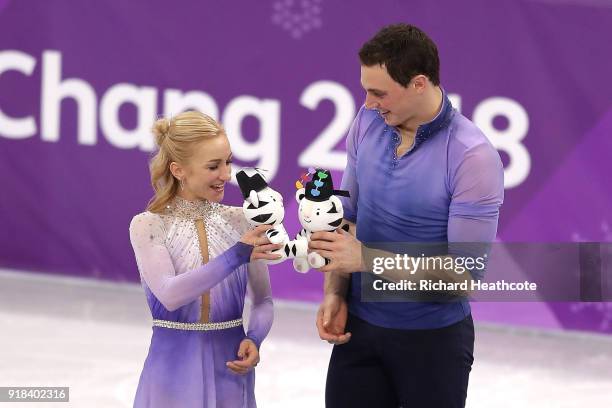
152, 318, 243, 331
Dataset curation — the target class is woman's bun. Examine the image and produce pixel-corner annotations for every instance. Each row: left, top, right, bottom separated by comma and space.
152, 117, 171, 146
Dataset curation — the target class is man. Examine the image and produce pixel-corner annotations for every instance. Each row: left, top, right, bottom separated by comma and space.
309, 24, 504, 407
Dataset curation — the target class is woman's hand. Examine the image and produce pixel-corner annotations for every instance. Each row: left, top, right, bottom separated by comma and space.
226, 338, 260, 375
316, 293, 351, 345
240, 225, 283, 262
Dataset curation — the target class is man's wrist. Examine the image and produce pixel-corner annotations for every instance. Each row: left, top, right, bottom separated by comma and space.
324, 272, 350, 297
325, 289, 345, 298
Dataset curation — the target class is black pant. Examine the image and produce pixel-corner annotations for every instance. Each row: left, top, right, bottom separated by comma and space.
326, 314, 474, 408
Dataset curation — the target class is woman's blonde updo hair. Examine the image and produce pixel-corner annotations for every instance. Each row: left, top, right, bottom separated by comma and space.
146, 110, 226, 213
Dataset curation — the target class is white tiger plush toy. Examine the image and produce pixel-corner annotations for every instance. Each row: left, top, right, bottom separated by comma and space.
236, 168, 308, 266
293, 169, 350, 273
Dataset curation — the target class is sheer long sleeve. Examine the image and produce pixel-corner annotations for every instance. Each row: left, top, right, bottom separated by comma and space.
244, 260, 274, 349
129, 212, 253, 312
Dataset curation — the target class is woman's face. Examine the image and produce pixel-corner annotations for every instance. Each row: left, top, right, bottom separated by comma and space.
174, 135, 233, 203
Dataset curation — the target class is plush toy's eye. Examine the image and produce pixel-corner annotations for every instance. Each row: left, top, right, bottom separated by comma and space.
316, 210, 320, 216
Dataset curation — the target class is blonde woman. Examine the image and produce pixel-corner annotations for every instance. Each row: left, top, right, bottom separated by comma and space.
129, 111, 279, 407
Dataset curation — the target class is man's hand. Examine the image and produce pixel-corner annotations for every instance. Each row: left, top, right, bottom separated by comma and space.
316, 294, 351, 345
309, 229, 365, 274
226, 338, 260, 375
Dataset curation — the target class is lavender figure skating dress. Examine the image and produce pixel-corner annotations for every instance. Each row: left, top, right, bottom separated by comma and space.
129, 197, 273, 407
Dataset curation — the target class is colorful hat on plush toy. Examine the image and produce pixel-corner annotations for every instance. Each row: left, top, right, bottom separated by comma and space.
236, 168, 268, 199
302, 169, 350, 202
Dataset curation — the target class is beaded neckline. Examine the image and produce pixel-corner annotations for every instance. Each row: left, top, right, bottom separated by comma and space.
164, 196, 215, 220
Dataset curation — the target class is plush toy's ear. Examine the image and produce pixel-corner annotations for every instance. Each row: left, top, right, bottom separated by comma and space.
249, 190, 259, 208
295, 188, 305, 203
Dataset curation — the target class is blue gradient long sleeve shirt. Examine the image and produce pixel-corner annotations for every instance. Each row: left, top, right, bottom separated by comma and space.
340, 92, 504, 329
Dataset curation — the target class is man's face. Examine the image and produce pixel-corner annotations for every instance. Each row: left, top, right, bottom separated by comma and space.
360, 64, 418, 127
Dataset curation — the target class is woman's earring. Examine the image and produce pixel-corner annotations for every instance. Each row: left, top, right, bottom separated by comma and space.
180, 178, 185, 190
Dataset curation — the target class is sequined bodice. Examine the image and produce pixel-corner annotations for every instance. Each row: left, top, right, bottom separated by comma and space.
162, 196, 214, 220
130, 197, 251, 322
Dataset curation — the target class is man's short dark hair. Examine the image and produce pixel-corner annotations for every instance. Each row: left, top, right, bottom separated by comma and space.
359, 23, 440, 87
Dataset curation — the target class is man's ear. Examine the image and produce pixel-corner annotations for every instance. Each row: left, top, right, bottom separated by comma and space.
412, 75, 427, 94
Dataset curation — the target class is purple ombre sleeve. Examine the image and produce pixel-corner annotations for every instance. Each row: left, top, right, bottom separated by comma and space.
340, 106, 369, 223
244, 260, 274, 348
448, 142, 504, 242
447, 142, 505, 279
129, 213, 253, 312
